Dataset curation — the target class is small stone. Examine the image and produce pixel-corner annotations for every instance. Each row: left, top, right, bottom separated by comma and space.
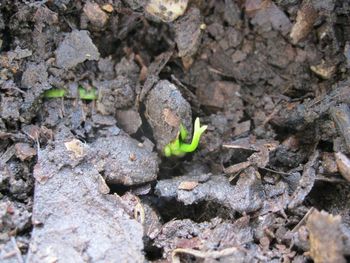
97, 76, 135, 115
233, 120, 251, 137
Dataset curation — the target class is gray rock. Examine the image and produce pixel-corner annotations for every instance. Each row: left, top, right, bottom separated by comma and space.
55, 30, 100, 69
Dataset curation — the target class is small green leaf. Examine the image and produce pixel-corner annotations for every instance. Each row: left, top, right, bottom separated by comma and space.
43, 88, 66, 98
78, 86, 98, 100
178, 117, 207, 153
163, 117, 207, 157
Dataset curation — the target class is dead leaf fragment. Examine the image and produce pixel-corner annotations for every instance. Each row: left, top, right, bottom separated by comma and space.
335, 152, 350, 181
102, 4, 114, 13
178, 181, 199, 190
310, 60, 336, 79
307, 210, 346, 263
64, 139, 85, 158
145, 0, 189, 22
15, 143, 36, 161
290, 1, 318, 44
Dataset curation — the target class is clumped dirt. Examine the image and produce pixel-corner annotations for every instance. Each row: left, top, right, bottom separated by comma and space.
1, 0, 350, 262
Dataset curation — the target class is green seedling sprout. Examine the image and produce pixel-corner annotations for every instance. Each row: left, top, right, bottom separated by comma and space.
43, 86, 98, 100
78, 86, 98, 100
43, 88, 67, 98
164, 117, 207, 157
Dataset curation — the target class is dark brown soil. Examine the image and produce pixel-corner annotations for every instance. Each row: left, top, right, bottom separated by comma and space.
1, 0, 350, 262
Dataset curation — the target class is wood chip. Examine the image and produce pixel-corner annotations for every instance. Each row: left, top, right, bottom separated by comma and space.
335, 152, 350, 181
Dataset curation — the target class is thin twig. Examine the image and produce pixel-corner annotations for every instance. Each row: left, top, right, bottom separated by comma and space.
172, 247, 244, 263
291, 207, 315, 233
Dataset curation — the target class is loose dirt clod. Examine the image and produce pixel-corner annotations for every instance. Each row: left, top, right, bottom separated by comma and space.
145, 80, 192, 152
89, 134, 159, 185
83, 2, 109, 29
174, 7, 202, 58
55, 30, 100, 69
28, 129, 145, 262
156, 169, 264, 214
116, 109, 142, 134
96, 76, 135, 115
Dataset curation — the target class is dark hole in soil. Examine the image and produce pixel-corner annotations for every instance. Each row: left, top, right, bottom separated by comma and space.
108, 184, 131, 196
143, 238, 163, 261
148, 197, 234, 223
108, 181, 155, 196
317, 140, 334, 152
1, 26, 13, 51
133, 102, 156, 143
307, 181, 350, 224
158, 155, 194, 180
223, 148, 257, 168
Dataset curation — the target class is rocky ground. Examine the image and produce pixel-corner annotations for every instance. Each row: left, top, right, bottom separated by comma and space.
1, 0, 350, 262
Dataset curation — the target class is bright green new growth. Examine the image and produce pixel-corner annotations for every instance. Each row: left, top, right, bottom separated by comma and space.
164, 117, 207, 157
43, 86, 98, 100
77, 86, 98, 100
43, 88, 66, 98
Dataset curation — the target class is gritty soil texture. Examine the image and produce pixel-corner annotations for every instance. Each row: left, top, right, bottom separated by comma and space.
1, 0, 350, 262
